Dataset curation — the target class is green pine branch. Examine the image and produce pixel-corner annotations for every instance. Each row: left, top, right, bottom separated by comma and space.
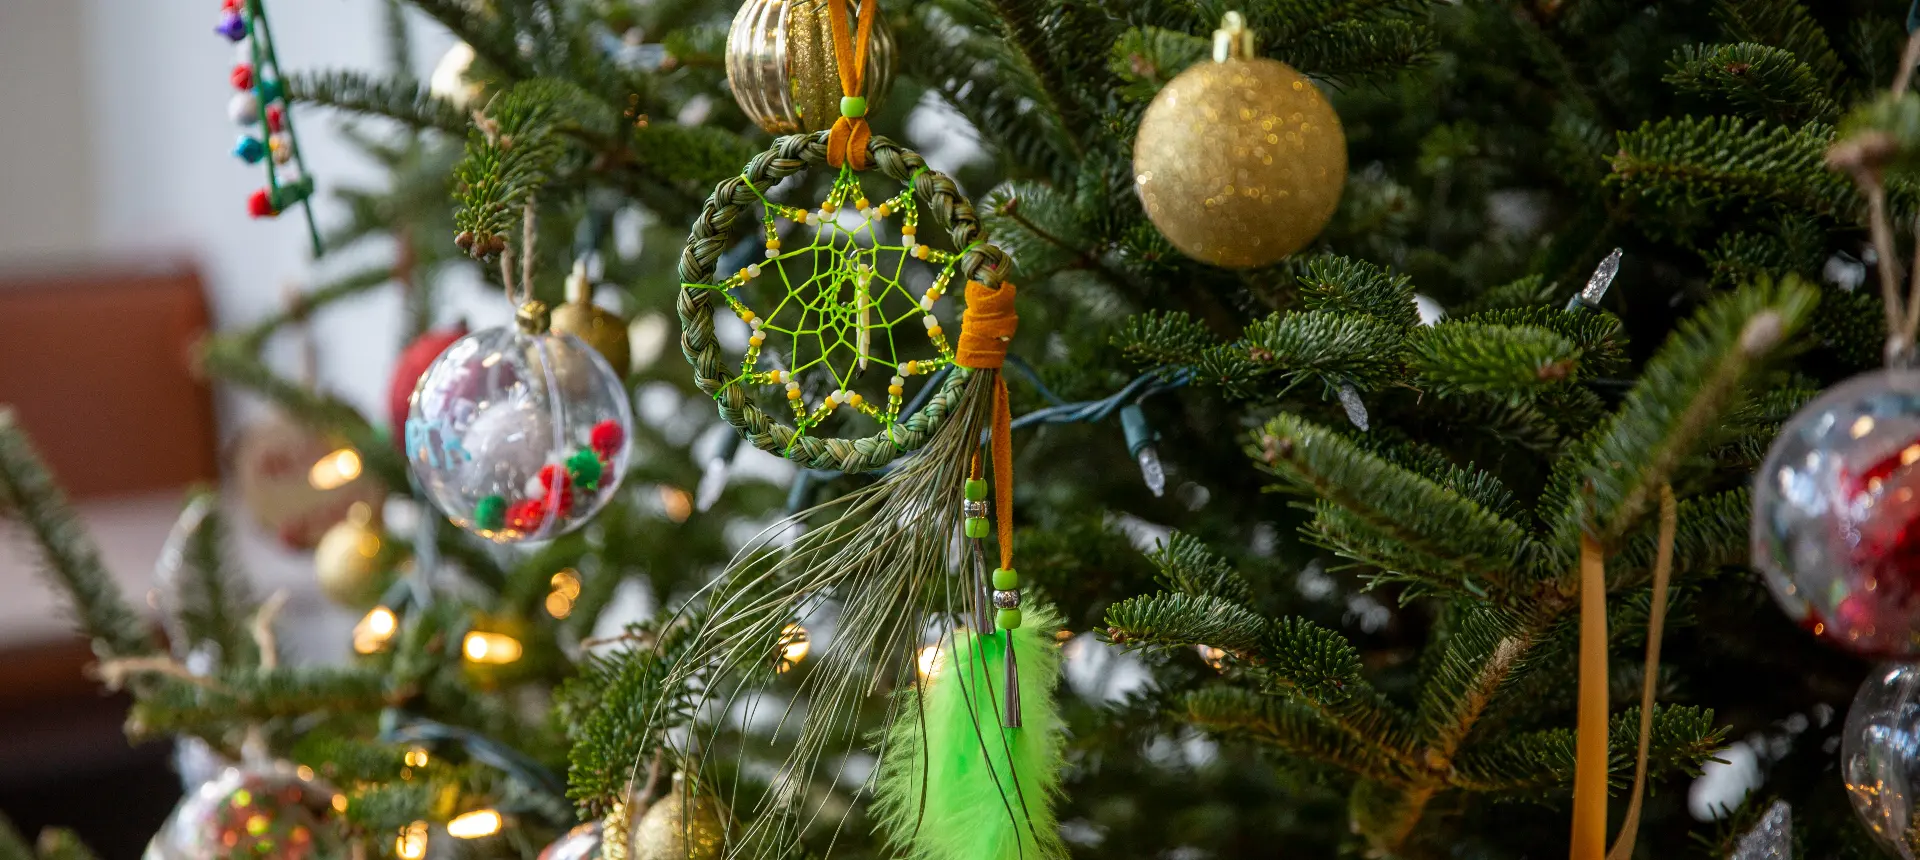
197, 336, 411, 492
287, 70, 469, 134
0, 410, 156, 659
1147, 531, 1254, 603
1181, 686, 1416, 786
1407, 321, 1579, 400
1449, 704, 1727, 795
170, 490, 260, 669
1713, 0, 1845, 90
1665, 43, 1838, 125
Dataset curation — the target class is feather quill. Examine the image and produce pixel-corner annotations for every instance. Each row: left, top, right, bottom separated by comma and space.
873, 607, 1066, 860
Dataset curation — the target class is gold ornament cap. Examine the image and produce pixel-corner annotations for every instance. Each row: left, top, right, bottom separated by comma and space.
516, 299, 552, 334
1213, 11, 1255, 61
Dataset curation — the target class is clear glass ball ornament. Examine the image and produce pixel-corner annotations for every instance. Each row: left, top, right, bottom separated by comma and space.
1844, 662, 1920, 856
145, 762, 342, 860
1754, 369, 1920, 657
405, 321, 632, 544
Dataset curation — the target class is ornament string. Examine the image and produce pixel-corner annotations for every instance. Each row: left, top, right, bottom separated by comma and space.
1830, 27, 1920, 365
1570, 484, 1678, 860
824, 0, 879, 169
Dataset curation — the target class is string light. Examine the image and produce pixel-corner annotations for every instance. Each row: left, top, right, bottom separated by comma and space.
331, 794, 348, 813
1196, 644, 1228, 671
295, 765, 315, 782
353, 606, 398, 654
447, 809, 503, 839
777, 623, 811, 672
547, 570, 581, 619
463, 631, 524, 664
916, 644, 944, 681
404, 747, 430, 768
661, 486, 693, 523
307, 447, 362, 490
396, 822, 429, 860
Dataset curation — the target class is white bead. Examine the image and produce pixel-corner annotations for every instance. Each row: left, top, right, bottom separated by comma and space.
890, 375, 904, 386
817, 210, 832, 224
785, 381, 800, 392
746, 264, 761, 279
764, 249, 778, 259
749, 318, 763, 329
776, 370, 789, 383
922, 315, 938, 330
229, 91, 260, 125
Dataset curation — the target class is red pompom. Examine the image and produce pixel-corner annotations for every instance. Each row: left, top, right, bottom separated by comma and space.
505, 499, 546, 532
387, 325, 469, 444
223, 0, 242, 10
544, 483, 575, 519
590, 420, 625, 460
537, 463, 570, 493
231, 64, 253, 91
247, 188, 275, 218
266, 103, 285, 132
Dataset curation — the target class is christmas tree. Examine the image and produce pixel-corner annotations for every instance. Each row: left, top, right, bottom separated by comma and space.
7, 0, 1920, 857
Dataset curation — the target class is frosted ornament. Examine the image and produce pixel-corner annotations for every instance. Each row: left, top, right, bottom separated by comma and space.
405, 303, 632, 544
1753, 369, 1920, 656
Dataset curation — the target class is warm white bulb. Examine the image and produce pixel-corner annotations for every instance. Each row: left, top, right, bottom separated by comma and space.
353, 607, 398, 654
308, 447, 362, 490
777, 624, 811, 672
916, 644, 944, 681
463, 631, 523, 664
396, 822, 429, 860
447, 809, 502, 839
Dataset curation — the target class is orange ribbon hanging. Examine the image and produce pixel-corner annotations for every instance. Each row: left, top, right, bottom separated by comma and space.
958, 280, 1019, 570
824, 0, 878, 170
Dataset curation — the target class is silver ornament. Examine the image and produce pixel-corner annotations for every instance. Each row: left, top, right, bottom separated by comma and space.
1729, 800, 1791, 860
1845, 663, 1920, 856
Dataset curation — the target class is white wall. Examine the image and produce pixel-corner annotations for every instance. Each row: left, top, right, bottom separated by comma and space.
0, 0, 95, 259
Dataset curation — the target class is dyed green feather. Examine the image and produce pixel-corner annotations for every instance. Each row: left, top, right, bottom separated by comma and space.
873, 606, 1066, 860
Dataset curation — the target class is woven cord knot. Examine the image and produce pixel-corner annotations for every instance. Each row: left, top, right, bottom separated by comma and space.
823, 0, 878, 171
957, 280, 1017, 370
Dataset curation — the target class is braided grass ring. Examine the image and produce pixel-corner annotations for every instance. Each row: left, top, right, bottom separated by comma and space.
676, 130, 1009, 474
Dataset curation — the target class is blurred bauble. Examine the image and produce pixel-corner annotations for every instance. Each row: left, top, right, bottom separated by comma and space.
725, 0, 894, 134
1844, 663, 1920, 856
390, 324, 470, 441
313, 502, 402, 607
551, 263, 631, 375
631, 779, 732, 860
1131, 13, 1346, 269
234, 414, 383, 550
144, 761, 343, 860
1753, 369, 1920, 656
430, 42, 485, 109
404, 311, 633, 544
538, 821, 606, 860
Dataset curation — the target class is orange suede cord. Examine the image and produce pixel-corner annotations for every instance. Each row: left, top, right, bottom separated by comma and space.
824, 0, 878, 170
1570, 534, 1608, 860
958, 280, 1018, 570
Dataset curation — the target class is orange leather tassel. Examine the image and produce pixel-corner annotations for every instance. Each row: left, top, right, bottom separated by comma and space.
1570, 533, 1608, 860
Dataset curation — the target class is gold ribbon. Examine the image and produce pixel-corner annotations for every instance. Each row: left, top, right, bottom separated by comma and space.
824, 0, 878, 170
1571, 485, 1677, 860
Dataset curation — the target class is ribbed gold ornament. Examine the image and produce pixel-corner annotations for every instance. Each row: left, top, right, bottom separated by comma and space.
1132, 12, 1347, 268
630, 775, 732, 860
725, 0, 895, 134
551, 263, 632, 375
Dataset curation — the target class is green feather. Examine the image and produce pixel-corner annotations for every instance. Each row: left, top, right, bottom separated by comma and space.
873, 606, 1067, 860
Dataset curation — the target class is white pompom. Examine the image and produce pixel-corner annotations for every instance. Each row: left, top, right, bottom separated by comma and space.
229, 91, 260, 125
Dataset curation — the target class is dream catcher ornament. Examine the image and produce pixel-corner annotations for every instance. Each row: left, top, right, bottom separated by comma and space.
670, 5, 1063, 856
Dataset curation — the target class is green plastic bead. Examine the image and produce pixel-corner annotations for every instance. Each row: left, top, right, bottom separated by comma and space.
566, 449, 603, 490
996, 608, 1023, 630
840, 96, 869, 118
992, 568, 1019, 590
964, 517, 990, 539
474, 495, 507, 531
964, 479, 989, 501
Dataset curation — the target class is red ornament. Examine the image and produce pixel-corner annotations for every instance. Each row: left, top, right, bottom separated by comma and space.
231, 63, 254, 90
544, 483, 575, 519
505, 499, 547, 532
223, 0, 242, 10
387, 325, 469, 442
247, 188, 275, 218
267, 103, 285, 132
537, 463, 570, 494
590, 419, 625, 460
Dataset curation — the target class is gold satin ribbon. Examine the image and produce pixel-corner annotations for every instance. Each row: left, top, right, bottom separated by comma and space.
1571, 485, 1677, 860
824, 0, 878, 170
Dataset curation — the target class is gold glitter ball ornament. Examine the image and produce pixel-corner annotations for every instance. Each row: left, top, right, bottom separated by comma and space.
725, 0, 895, 134
630, 775, 733, 860
550, 262, 632, 375
313, 502, 402, 607
1132, 13, 1347, 268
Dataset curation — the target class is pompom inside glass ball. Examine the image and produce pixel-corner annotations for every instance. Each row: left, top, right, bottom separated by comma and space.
1843, 662, 1920, 854
1754, 369, 1920, 656
146, 763, 341, 860
405, 326, 632, 544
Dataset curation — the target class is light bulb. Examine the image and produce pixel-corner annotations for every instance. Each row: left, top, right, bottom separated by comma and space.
308, 447, 362, 490
916, 644, 944, 681
463, 631, 524, 664
353, 606, 398, 654
396, 822, 429, 860
777, 623, 811, 672
447, 809, 502, 839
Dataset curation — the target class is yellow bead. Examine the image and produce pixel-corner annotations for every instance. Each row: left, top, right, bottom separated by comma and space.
877, 204, 891, 217
847, 393, 864, 407
888, 384, 903, 397
793, 210, 808, 223
786, 389, 801, 400
823, 397, 839, 410
739, 309, 755, 323
927, 325, 943, 337
901, 224, 916, 236
749, 334, 765, 347
904, 361, 917, 375
856, 198, 870, 210
822, 200, 837, 212
766, 238, 781, 250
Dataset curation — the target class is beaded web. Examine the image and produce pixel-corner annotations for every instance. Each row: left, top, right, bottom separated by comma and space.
684, 163, 972, 455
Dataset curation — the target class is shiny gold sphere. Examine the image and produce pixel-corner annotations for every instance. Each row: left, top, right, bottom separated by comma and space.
1133, 55, 1347, 268
630, 782, 732, 860
726, 0, 895, 134
313, 503, 399, 607
551, 300, 632, 376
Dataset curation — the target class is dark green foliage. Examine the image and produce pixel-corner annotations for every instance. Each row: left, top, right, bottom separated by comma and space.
1610, 116, 1852, 238
170, 491, 259, 669
1666, 43, 1839, 124
0, 815, 29, 860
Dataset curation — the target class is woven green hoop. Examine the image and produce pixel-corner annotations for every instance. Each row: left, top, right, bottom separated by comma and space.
676, 130, 1010, 474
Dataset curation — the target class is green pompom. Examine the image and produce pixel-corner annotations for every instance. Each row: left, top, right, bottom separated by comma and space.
992, 568, 1019, 590
996, 608, 1022, 630
840, 96, 868, 118
566, 449, 603, 489
964, 517, 990, 539
964, 479, 989, 501
474, 495, 507, 531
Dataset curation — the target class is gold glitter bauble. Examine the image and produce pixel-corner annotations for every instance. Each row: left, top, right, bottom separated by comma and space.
313, 502, 401, 607
630, 779, 732, 860
552, 302, 631, 376
725, 0, 895, 134
1132, 15, 1346, 269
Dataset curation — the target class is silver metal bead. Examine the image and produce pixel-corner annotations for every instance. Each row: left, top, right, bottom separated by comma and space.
962, 500, 989, 518
991, 589, 1021, 609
